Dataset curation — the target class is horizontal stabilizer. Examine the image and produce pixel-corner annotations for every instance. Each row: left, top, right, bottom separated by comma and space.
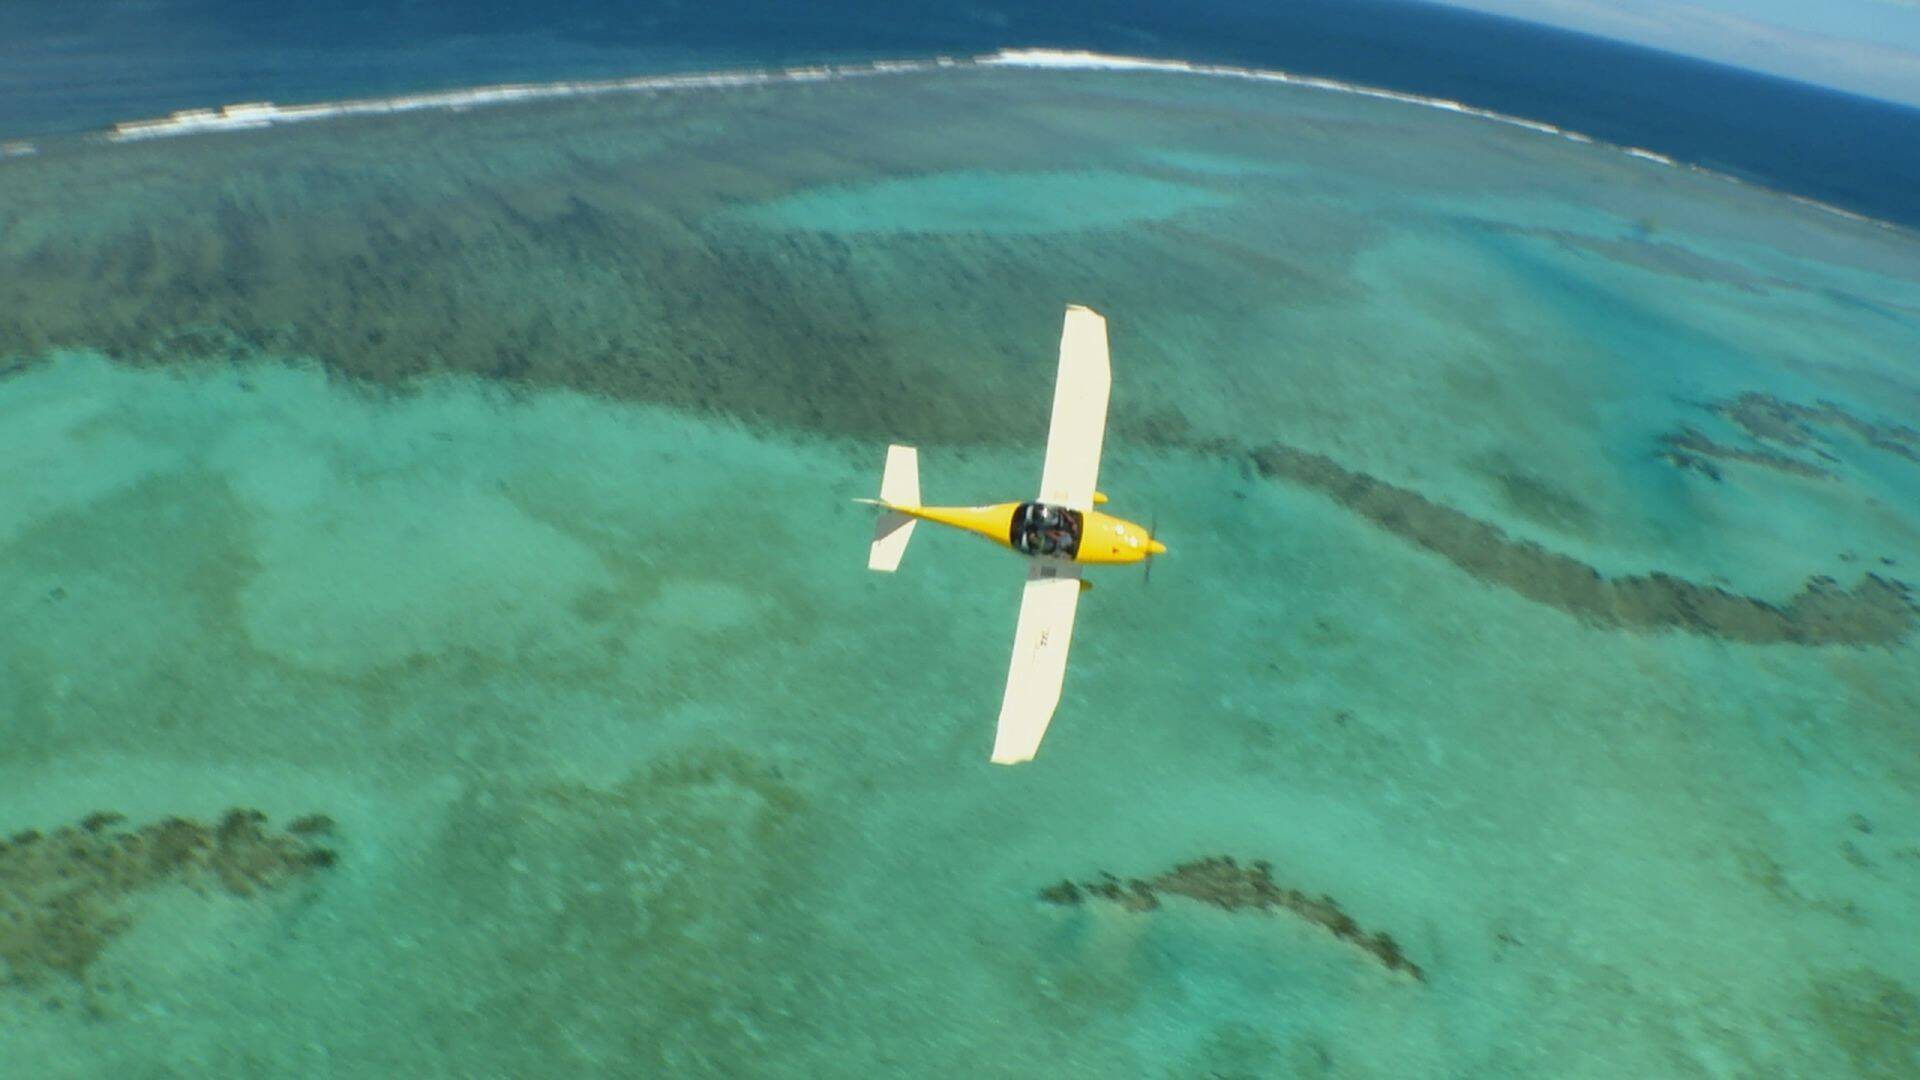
865, 443, 921, 572
868, 511, 915, 572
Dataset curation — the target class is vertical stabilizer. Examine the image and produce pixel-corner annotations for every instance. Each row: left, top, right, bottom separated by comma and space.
880, 444, 920, 507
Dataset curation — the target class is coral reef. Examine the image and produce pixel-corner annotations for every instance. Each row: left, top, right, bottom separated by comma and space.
1470, 454, 1599, 537
1808, 969, 1920, 1079
1721, 393, 1920, 466
1494, 222, 1771, 294
0, 80, 1296, 450
0, 809, 336, 988
1651, 388, 1920, 480
0, 84, 1907, 662
1658, 392, 1920, 483
1040, 856, 1423, 981
1250, 443, 1918, 646
1658, 427, 1833, 481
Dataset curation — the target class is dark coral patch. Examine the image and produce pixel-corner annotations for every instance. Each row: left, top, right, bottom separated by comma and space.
1, 809, 337, 988
1722, 394, 1920, 466
1658, 427, 1833, 481
1250, 443, 1917, 646
1660, 392, 1920, 483
1042, 856, 1423, 981
287, 814, 336, 836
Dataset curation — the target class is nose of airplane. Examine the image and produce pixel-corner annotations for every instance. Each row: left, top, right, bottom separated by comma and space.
1147, 538, 1167, 556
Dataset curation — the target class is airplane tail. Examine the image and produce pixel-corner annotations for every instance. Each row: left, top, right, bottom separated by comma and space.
857, 444, 920, 572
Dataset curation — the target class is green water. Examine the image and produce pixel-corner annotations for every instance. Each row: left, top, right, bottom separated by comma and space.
2, 68, 1918, 1077
729, 169, 1231, 234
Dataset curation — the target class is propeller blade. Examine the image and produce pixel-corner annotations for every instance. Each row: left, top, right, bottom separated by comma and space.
1144, 514, 1158, 586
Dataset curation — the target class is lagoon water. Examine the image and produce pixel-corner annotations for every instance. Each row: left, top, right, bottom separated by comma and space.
2, 57, 1919, 1078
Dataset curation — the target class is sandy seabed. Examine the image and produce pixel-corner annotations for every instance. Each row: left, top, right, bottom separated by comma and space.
2, 64, 1918, 1077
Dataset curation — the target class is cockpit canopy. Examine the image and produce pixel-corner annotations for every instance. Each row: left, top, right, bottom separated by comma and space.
1010, 501, 1082, 558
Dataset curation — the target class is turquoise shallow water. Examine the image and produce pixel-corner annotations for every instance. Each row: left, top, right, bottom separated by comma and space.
729, 170, 1231, 234
2, 67, 1918, 1077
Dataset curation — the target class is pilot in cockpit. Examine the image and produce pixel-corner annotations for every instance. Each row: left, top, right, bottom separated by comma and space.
1026, 503, 1074, 556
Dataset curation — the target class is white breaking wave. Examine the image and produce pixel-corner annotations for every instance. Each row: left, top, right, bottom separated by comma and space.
102, 62, 899, 141
1623, 147, 1678, 166
983, 48, 1569, 139
984, 50, 1726, 178
73, 46, 1898, 233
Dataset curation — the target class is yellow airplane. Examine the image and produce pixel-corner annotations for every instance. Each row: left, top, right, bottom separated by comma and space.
857, 304, 1165, 765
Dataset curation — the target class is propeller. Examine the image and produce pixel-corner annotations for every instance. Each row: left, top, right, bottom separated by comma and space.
1143, 513, 1159, 586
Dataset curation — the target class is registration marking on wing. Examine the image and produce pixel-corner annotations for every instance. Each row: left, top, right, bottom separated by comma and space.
991, 561, 1084, 765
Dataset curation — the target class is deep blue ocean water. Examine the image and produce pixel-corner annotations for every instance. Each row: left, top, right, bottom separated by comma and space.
4, 0, 1918, 230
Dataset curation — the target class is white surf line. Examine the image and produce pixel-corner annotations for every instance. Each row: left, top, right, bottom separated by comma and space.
100, 56, 964, 142
0, 140, 37, 158
81, 45, 1900, 235
981, 49, 1899, 235
987, 51, 1705, 177
985, 48, 1567, 139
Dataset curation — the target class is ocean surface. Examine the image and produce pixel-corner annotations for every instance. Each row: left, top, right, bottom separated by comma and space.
3, 0, 1919, 229
3, 5, 1920, 1079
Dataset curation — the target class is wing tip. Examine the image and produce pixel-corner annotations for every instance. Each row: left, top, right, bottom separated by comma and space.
989, 724, 1042, 765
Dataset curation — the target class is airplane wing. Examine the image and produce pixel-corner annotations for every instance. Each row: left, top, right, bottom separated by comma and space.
1036, 305, 1111, 512
991, 561, 1084, 765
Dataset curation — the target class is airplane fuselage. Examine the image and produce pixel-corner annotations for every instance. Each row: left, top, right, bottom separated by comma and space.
887, 500, 1164, 565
